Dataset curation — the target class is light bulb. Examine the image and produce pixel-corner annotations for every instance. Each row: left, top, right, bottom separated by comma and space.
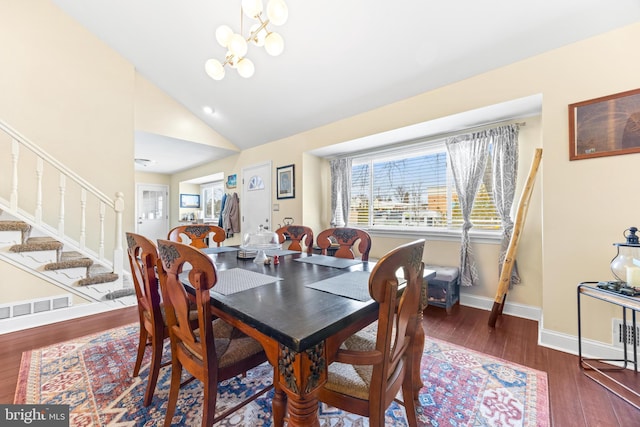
228, 33, 248, 58
264, 32, 284, 56
205, 59, 225, 80
266, 0, 288, 26
215, 25, 233, 48
242, 0, 263, 19
250, 23, 267, 46
237, 58, 255, 78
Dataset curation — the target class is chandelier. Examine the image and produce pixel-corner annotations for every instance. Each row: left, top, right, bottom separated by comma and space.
205, 0, 288, 80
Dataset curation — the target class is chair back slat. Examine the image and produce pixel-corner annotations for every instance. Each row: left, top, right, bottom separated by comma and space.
275, 224, 314, 254
168, 224, 226, 248
316, 227, 372, 261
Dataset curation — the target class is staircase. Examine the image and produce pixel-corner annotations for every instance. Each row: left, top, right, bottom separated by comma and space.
0, 119, 134, 332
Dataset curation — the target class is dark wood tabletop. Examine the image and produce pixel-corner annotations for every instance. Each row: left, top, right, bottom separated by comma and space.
197, 251, 378, 352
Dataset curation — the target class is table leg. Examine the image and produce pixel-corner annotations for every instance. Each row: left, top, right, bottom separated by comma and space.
275, 342, 327, 427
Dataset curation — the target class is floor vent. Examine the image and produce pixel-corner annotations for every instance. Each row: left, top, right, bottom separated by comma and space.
613, 318, 640, 348
0, 294, 72, 320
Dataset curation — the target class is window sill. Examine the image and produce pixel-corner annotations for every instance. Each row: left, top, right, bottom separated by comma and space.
363, 227, 502, 244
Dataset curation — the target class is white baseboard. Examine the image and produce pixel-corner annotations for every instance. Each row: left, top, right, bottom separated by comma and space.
0, 303, 117, 334
459, 292, 541, 321
458, 293, 632, 366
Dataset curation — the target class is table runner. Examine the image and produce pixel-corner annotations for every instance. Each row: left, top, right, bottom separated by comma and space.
304, 271, 372, 301
294, 255, 362, 269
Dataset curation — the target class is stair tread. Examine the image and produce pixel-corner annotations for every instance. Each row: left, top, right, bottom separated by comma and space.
45, 258, 93, 270
77, 273, 119, 286
10, 237, 63, 253
0, 220, 31, 232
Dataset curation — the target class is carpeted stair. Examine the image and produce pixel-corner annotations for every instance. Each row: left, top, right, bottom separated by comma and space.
2, 219, 119, 287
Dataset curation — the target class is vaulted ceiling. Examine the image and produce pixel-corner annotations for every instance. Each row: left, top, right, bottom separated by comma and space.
52, 0, 640, 173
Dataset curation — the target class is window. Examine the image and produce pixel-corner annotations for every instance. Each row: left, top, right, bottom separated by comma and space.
348, 140, 500, 233
201, 181, 225, 222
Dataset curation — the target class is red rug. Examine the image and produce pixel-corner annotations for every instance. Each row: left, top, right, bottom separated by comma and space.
14, 324, 549, 426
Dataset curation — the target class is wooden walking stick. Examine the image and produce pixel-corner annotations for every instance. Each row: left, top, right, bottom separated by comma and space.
488, 148, 542, 328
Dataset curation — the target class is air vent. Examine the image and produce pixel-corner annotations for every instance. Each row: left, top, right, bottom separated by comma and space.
0, 294, 72, 320
613, 318, 640, 348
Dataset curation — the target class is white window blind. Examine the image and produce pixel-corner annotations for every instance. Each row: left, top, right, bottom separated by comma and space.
349, 140, 500, 231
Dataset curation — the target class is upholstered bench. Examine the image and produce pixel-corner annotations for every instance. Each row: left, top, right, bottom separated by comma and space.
424, 265, 460, 314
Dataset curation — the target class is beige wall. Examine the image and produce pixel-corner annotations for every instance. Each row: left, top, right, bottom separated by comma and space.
0, 262, 90, 306
134, 74, 238, 151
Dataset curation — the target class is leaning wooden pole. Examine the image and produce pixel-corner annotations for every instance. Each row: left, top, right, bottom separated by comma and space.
488, 148, 542, 328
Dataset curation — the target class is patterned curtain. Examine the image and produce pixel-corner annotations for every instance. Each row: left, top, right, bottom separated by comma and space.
491, 124, 521, 285
446, 132, 490, 286
330, 158, 352, 227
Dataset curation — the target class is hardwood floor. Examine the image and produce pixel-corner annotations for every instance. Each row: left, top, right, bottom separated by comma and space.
1, 304, 639, 426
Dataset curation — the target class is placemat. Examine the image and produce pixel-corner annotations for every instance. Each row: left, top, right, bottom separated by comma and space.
304, 271, 372, 301
213, 268, 279, 295
294, 255, 362, 269
264, 248, 300, 256
202, 246, 240, 254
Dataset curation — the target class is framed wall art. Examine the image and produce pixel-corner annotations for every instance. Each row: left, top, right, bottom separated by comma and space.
277, 164, 295, 199
179, 193, 200, 208
569, 88, 640, 160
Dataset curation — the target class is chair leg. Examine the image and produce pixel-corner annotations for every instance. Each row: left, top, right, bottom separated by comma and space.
164, 359, 182, 427
133, 327, 148, 377
201, 378, 217, 427
143, 335, 164, 406
402, 374, 419, 427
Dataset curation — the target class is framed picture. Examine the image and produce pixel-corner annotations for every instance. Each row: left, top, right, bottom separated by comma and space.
179, 193, 200, 208
569, 88, 640, 160
277, 164, 295, 199
226, 174, 237, 188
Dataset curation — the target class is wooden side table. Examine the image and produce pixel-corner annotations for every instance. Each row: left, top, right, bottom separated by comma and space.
577, 282, 640, 409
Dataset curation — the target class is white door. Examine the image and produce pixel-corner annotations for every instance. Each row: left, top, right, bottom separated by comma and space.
241, 162, 272, 234
136, 184, 169, 241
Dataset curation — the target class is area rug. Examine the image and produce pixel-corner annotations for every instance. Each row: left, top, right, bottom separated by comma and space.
14, 324, 549, 426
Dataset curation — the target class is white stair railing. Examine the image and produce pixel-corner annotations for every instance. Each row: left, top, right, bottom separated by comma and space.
0, 119, 124, 283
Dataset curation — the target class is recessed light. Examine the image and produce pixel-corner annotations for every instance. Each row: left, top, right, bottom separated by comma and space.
134, 158, 155, 167
203, 106, 215, 115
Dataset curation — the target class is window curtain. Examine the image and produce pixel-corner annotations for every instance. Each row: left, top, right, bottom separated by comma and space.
491, 124, 521, 286
330, 158, 352, 227
446, 132, 490, 286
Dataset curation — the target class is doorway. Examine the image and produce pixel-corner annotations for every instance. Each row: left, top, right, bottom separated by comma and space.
241, 162, 272, 234
136, 184, 169, 241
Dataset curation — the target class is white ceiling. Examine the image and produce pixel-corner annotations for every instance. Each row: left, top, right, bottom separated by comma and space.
51, 0, 640, 174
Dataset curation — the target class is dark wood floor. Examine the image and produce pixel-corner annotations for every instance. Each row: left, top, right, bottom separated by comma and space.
1, 304, 639, 426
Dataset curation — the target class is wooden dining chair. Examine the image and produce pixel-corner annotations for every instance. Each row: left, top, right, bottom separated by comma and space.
156, 239, 272, 427
316, 239, 425, 427
275, 224, 314, 254
167, 224, 226, 248
316, 227, 372, 261
125, 232, 169, 407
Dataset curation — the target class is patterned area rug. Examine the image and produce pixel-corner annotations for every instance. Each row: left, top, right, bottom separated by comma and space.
14, 324, 549, 426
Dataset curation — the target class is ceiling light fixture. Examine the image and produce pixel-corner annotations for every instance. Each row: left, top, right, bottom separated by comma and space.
205, 0, 288, 80
134, 158, 155, 167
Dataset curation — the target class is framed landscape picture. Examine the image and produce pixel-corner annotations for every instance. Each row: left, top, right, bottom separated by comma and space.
569, 88, 640, 160
277, 164, 295, 199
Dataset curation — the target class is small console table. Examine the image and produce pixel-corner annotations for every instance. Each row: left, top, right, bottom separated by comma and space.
577, 282, 640, 409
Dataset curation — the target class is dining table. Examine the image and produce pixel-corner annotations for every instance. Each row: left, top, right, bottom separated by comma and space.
186, 247, 436, 427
